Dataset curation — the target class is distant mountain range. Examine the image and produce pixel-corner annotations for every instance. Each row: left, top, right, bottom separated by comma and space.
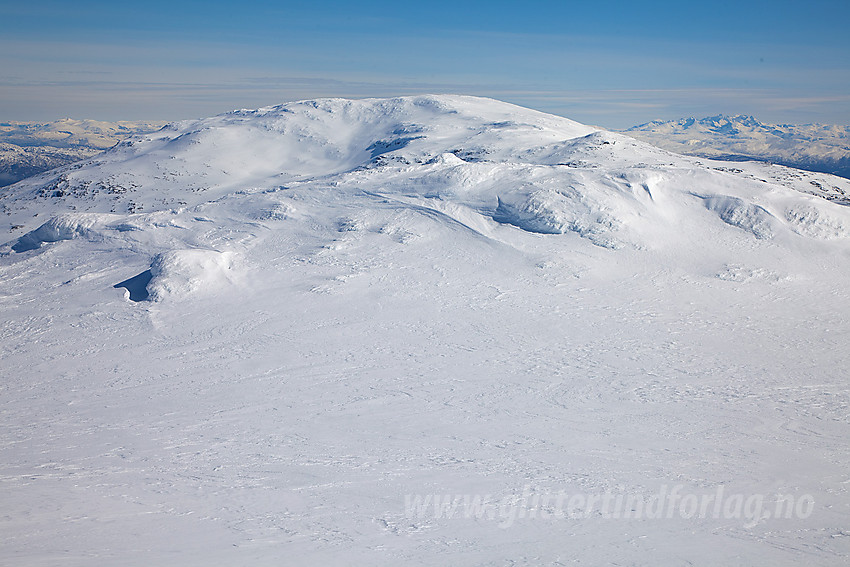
0, 119, 165, 186
623, 115, 850, 179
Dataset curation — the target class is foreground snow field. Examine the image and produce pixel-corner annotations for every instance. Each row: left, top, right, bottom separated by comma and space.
2, 96, 850, 565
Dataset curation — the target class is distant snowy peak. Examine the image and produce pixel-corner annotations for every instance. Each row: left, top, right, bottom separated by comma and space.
639, 115, 777, 133
628, 114, 850, 137
624, 115, 850, 178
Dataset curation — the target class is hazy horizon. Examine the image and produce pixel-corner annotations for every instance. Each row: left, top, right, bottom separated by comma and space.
2, 1, 849, 129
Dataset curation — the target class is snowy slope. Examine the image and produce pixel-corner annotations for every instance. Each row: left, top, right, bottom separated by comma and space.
624, 115, 850, 179
0, 142, 96, 187
2, 96, 850, 566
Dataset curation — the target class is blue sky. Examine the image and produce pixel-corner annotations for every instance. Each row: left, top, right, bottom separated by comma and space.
1, 0, 848, 127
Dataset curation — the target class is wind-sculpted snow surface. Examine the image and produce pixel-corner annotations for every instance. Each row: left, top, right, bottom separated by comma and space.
2, 96, 850, 566
11, 213, 120, 252
699, 195, 776, 240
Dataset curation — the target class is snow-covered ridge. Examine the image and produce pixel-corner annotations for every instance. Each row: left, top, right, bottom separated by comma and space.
624, 115, 850, 179
2, 94, 850, 298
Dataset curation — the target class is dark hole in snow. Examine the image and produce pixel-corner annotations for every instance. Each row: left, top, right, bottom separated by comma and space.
367, 136, 421, 159
11, 236, 41, 253
114, 270, 152, 302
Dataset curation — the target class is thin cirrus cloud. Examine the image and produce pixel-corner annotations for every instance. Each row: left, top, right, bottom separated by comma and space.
0, 1, 848, 127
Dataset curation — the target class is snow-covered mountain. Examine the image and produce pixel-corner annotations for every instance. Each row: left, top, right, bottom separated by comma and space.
624, 115, 850, 179
2, 96, 850, 566
0, 119, 165, 186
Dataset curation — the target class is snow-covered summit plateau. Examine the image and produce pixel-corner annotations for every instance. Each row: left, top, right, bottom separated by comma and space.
2, 96, 850, 565
4, 95, 850, 259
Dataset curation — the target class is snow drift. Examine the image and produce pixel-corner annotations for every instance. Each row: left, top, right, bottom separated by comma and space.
146, 249, 235, 302
12, 213, 120, 252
